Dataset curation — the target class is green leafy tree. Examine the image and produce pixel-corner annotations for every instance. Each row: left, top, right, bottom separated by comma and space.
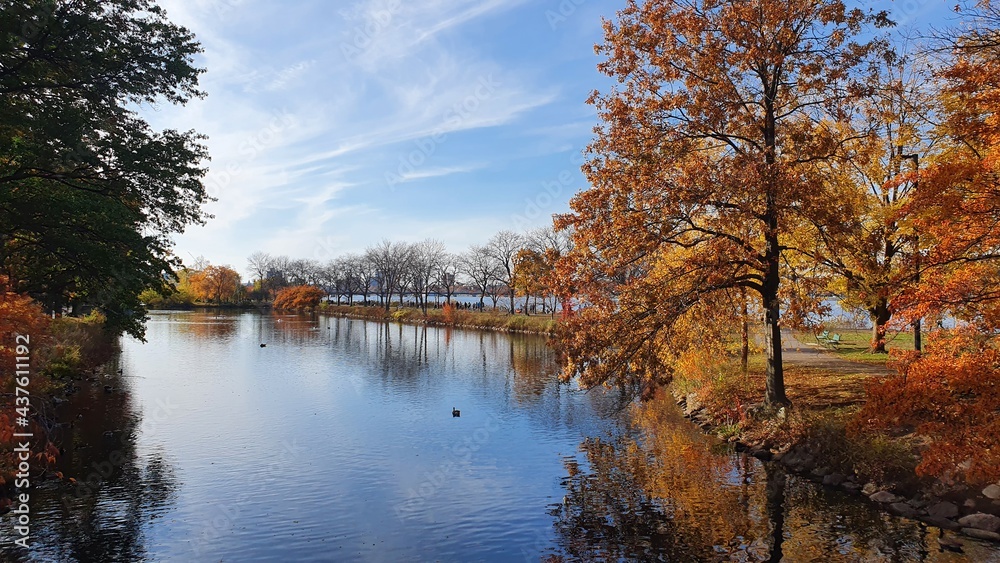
0, 0, 209, 337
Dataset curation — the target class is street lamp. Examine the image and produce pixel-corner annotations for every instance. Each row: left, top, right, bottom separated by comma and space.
901, 152, 921, 353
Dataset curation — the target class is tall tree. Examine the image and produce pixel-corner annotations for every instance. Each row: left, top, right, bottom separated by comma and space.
460, 246, 500, 309
483, 230, 524, 313
0, 0, 209, 337
366, 240, 412, 311
189, 265, 241, 304
556, 0, 890, 405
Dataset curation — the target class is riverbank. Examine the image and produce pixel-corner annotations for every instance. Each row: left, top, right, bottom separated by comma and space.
0, 314, 120, 504
318, 304, 560, 335
667, 333, 1000, 545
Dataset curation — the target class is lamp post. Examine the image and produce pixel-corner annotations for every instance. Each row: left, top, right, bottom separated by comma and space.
901, 152, 921, 353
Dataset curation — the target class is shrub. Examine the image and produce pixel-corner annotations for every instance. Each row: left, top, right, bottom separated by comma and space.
853, 328, 1000, 485
273, 285, 325, 310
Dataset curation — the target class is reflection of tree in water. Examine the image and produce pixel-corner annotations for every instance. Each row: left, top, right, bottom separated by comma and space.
549, 394, 973, 562
173, 312, 239, 339
0, 373, 178, 562
508, 336, 556, 402
327, 319, 432, 383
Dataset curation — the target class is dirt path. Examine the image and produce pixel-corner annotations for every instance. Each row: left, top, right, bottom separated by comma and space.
777, 330, 892, 409
780, 330, 892, 376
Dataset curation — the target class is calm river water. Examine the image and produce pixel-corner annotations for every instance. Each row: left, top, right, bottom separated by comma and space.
3, 310, 999, 561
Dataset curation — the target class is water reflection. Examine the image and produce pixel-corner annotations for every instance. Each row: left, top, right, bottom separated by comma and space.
549, 393, 995, 561
5, 311, 998, 561
0, 366, 178, 562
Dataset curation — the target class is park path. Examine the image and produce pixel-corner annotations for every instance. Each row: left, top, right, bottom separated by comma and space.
776, 330, 893, 408
779, 330, 892, 376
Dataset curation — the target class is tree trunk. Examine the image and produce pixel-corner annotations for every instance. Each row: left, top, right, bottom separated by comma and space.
869, 300, 891, 353
762, 231, 789, 407
509, 286, 516, 315
740, 287, 750, 376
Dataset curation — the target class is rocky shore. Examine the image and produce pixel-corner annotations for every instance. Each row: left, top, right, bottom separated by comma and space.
673, 391, 1000, 545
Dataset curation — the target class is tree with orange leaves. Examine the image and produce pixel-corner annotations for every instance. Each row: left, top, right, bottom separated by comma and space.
188, 265, 242, 304
804, 46, 935, 354
273, 285, 325, 310
554, 0, 891, 405
852, 1, 1000, 486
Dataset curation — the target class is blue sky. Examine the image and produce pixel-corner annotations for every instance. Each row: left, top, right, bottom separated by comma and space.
147, 0, 959, 276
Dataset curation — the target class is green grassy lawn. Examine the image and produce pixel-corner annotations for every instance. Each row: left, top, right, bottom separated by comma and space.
795, 328, 917, 365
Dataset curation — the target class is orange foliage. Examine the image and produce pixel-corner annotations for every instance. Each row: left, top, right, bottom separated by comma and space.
853, 329, 1000, 485
441, 302, 456, 324
273, 285, 324, 310
0, 277, 57, 478
188, 265, 242, 304
552, 0, 888, 406
0, 275, 49, 370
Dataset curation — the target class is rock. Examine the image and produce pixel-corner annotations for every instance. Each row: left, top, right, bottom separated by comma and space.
983, 484, 1000, 500
957, 513, 1000, 533
812, 466, 831, 478
937, 534, 965, 552
965, 499, 977, 510
862, 483, 879, 496
870, 491, 902, 504
961, 528, 1000, 542
800, 456, 817, 471
889, 502, 918, 519
927, 501, 959, 519
823, 473, 846, 487
922, 515, 961, 531
841, 482, 861, 494
749, 447, 772, 462
684, 393, 702, 416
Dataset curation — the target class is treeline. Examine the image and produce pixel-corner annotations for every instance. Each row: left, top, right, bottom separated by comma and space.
155, 227, 572, 314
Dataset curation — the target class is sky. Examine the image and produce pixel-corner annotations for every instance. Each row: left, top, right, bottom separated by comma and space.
146, 0, 960, 276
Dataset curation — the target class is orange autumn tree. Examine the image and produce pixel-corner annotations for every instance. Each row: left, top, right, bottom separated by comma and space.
188, 265, 242, 304
853, 1, 1000, 485
806, 48, 936, 353
554, 0, 890, 405
273, 285, 325, 310
512, 249, 549, 315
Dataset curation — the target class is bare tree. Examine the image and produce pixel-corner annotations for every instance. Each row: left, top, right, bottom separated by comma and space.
246, 251, 274, 301
366, 240, 413, 311
247, 251, 272, 282
483, 230, 524, 313
409, 239, 447, 313
460, 245, 500, 309
435, 252, 461, 304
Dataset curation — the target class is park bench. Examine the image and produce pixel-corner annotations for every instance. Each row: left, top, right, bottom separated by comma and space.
815, 330, 830, 344
824, 333, 842, 349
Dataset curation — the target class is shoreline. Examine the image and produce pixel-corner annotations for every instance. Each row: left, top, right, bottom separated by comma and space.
315, 304, 560, 336
669, 387, 1000, 545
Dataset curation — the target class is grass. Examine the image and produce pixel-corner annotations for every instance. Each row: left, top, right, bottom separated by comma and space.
320, 304, 560, 335
794, 327, 917, 366
674, 347, 923, 489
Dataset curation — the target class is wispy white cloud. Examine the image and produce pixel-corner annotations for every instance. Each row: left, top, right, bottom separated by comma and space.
397, 165, 482, 182
150, 0, 596, 272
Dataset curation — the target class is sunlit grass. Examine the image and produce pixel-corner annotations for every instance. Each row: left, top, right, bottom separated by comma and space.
794, 327, 917, 366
